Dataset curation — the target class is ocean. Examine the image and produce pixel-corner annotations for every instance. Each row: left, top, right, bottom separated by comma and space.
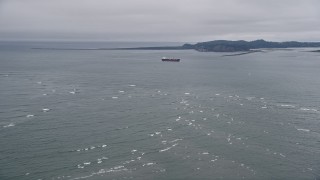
0, 41, 320, 179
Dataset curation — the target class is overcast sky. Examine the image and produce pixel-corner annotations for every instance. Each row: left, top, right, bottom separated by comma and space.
0, 0, 320, 42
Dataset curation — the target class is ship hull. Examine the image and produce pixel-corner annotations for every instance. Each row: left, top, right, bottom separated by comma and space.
161, 58, 180, 62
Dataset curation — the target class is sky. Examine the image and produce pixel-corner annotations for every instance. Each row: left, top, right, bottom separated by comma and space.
0, 0, 320, 42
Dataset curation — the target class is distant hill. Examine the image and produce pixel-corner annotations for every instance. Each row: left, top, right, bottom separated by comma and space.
182, 39, 320, 52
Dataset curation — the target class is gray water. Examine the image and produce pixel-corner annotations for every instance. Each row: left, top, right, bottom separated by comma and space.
1, 42, 320, 179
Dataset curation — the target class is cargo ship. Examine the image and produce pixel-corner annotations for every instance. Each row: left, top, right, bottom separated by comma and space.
162, 57, 180, 62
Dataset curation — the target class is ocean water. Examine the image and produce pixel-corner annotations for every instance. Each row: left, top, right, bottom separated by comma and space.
1, 41, 320, 179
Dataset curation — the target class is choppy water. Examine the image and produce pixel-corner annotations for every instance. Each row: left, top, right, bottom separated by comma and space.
1, 42, 320, 179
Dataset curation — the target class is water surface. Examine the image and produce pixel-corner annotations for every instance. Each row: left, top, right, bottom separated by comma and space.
1, 42, 320, 179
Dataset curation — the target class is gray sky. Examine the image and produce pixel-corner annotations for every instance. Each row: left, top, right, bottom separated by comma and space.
1, 0, 320, 42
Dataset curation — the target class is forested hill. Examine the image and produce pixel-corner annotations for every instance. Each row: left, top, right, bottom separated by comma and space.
182, 39, 320, 52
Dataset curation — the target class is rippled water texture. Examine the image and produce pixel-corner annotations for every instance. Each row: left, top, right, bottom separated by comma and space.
1, 42, 320, 179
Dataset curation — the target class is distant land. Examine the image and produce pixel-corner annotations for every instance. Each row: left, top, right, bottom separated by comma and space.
32, 39, 320, 52
116, 39, 320, 52
183, 39, 320, 52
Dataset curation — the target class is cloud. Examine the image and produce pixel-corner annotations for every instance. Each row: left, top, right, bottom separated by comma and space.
0, 0, 319, 41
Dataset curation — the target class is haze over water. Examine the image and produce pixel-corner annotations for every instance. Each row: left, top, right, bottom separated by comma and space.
1, 41, 320, 179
